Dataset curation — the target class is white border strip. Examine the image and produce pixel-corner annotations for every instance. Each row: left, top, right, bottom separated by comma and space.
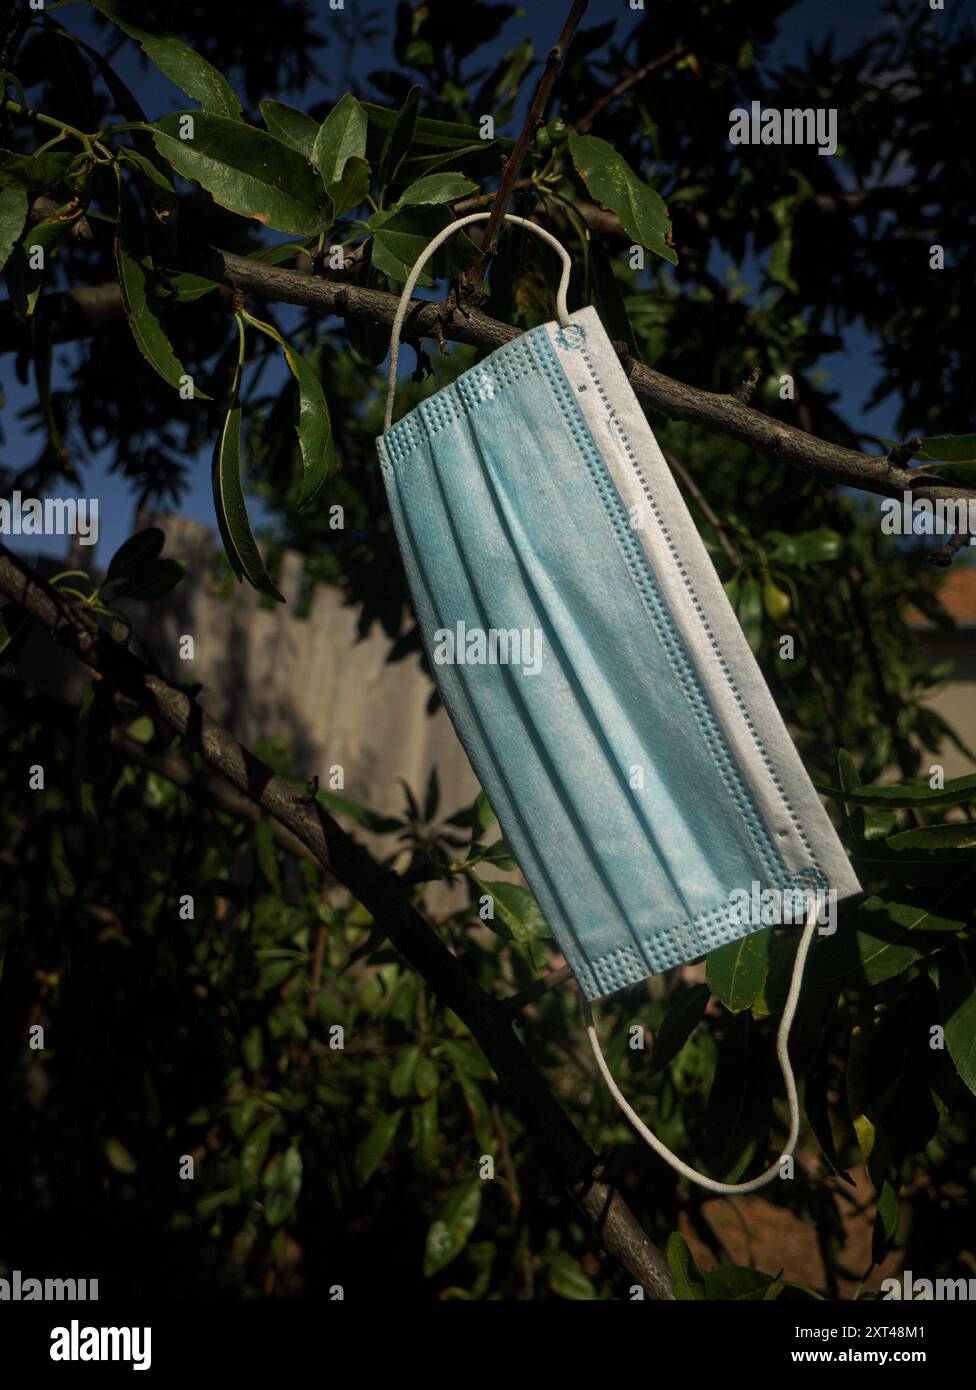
546, 307, 861, 900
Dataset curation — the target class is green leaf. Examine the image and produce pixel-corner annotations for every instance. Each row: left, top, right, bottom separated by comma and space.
0, 149, 75, 192
6, 203, 85, 316
811, 882, 972, 990
327, 155, 370, 216
767, 194, 797, 292
814, 772, 976, 808
312, 92, 368, 185
423, 1180, 482, 1276
390, 1045, 420, 1099
852, 840, 976, 885
211, 317, 284, 602
735, 573, 763, 652
468, 788, 497, 846
396, 172, 477, 208
119, 147, 177, 220
703, 1265, 782, 1300
469, 874, 548, 950
414, 1056, 439, 1100
153, 113, 333, 235
240, 1116, 278, 1195
707, 929, 770, 1012
650, 984, 710, 1074
412, 1093, 440, 1172
941, 943, 976, 1096
241, 1025, 263, 1072
480, 38, 534, 125
355, 1110, 403, 1183
547, 1250, 599, 1300
915, 433, 976, 465
791, 528, 843, 564
106, 527, 165, 583
259, 99, 319, 159
110, 557, 185, 601
242, 312, 334, 510
837, 748, 861, 793
314, 788, 402, 835
887, 822, 976, 851
0, 185, 28, 270
568, 132, 676, 264
873, 1178, 899, 1264
438, 1037, 493, 1080
368, 206, 481, 284
90, 0, 241, 119
451, 1066, 493, 1148
263, 1144, 302, 1226
125, 715, 154, 744
915, 460, 976, 488
847, 977, 939, 1176
666, 1232, 706, 1300
378, 84, 421, 187
196, 1187, 240, 1218
104, 1136, 138, 1174
115, 175, 207, 396
362, 103, 515, 152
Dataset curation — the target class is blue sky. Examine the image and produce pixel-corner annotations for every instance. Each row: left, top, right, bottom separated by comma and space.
0, 0, 924, 564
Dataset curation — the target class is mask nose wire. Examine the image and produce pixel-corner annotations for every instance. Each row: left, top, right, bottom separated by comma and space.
382, 211, 573, 435
583, 899, 821, 1195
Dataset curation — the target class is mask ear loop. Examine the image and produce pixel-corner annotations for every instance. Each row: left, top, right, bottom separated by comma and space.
382, 211, 573, 434
583, 901, 821, 1195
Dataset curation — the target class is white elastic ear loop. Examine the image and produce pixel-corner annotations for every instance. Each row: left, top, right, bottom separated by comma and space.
382, 211, 573, 434
584, 902, 821, 1195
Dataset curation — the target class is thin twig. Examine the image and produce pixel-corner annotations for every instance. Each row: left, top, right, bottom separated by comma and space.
734, 366, 762, 405
930, 531, 972, 568
461, 0, 590, 301
662, 448, 741, 568
887, 435, 923, 469
571, 45, 682, 134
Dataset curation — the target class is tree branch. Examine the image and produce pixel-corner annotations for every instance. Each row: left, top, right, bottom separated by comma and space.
3, 238, 968, 512
0, 544, 674, 1301
461, 0, 590, 299
163, 242, 969, 509
570, 46, 682, 134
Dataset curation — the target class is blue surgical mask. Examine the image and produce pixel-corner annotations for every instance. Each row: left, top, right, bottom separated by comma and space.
377, 213, 860, 1193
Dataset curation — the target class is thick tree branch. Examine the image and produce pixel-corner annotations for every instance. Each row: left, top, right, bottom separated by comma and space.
0, 544, 674, 1302
164, 243, 970, 509
4, 238, 968, 512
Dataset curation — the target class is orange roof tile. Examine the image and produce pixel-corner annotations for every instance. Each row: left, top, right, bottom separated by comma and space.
907, 564, 976, 629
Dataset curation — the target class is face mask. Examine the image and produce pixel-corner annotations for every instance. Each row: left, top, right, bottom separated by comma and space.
377, 213, 861, 1193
